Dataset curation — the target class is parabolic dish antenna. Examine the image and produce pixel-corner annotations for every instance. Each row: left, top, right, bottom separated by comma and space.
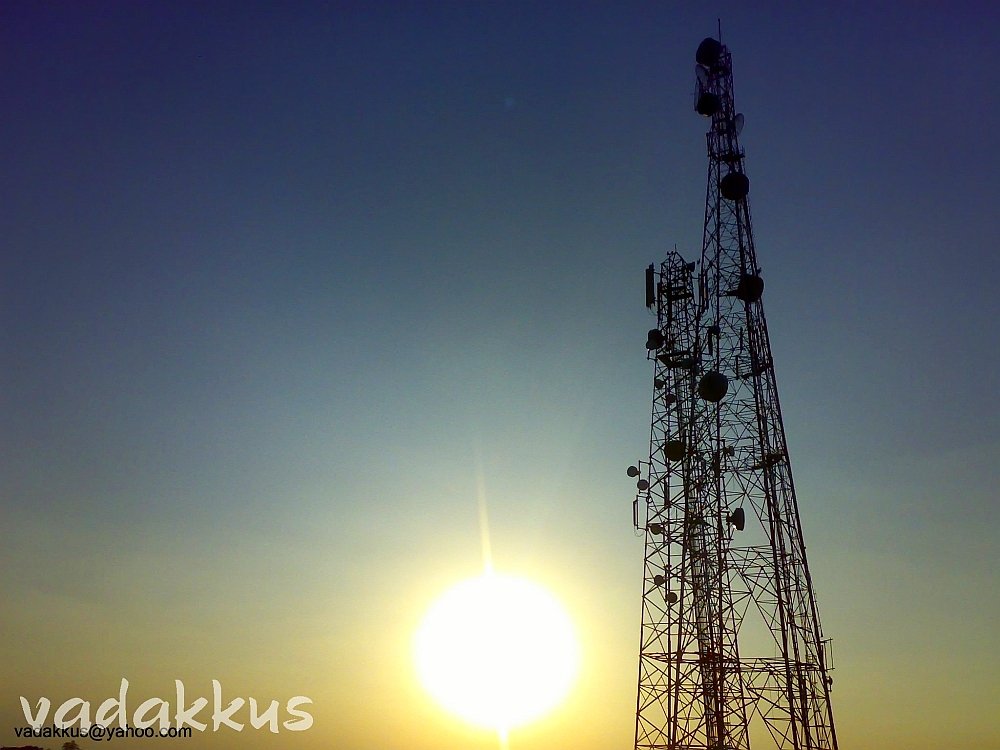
695, 65, 709, 88
734, 113, 744, 135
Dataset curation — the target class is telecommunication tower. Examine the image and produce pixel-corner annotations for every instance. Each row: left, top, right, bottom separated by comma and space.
627, 37, 838, 750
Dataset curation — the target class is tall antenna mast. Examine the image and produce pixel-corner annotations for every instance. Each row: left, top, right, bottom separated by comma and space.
627, 36, 839, 750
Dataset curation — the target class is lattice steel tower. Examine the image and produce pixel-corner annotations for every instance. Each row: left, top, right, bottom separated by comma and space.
627, 37, 838, 750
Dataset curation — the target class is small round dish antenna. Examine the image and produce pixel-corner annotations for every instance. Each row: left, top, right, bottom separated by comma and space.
695, 37, 723, 67
696, 92, 722, 117
719, 172, 749, 201
698, 371, 729, 402
734, 113, 744, 135
663, 440, 686, 461
696, 65, 709, 87
727, 507, 746, 531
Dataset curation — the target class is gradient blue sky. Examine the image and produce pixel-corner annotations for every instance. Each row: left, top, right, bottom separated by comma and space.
2, 2, 998, 749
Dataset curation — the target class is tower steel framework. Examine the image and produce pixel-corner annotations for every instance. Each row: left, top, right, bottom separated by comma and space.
628, 37, 838, 750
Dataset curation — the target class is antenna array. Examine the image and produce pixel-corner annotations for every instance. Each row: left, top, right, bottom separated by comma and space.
628, 37, 839, 750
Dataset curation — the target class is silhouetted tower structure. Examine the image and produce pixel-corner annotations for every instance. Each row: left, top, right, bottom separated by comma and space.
627, 37, 838, 750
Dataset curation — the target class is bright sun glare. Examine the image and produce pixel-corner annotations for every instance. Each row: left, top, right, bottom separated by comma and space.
414, 571, 580, 733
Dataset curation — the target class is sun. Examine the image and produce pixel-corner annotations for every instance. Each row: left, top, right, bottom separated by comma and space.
413, 571, 580, 733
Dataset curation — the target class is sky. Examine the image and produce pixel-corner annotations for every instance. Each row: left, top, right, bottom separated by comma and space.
1, 2, 998, 749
